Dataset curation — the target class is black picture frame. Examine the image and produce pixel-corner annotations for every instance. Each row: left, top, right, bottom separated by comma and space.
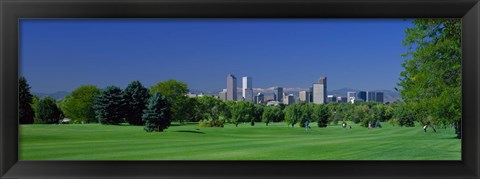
1, 0, 479, 178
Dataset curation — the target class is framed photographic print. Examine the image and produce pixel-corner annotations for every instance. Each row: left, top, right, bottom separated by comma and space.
1, 0, 479, 178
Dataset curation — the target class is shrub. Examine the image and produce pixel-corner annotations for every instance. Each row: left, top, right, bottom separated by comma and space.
198, 120, 224, 127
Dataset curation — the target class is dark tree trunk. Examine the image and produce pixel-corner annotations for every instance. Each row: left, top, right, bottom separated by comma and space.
454, 121, 461, 139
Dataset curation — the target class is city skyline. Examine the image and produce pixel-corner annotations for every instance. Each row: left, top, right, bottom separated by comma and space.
20, 19, 412, 93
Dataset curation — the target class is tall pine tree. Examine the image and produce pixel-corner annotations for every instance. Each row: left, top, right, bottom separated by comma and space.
142, 92, 171, 132
123, 81, 149, 126
19, 76, 34, 124
94, 86, 125, 125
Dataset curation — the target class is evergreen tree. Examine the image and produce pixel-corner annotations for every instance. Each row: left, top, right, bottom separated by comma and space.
93, 86, 125, 125
142, 92, 171, 132
123, 81, 150, 125
19, 76, 35, 124
150, 80, 189, 123
36, 97, 62, 124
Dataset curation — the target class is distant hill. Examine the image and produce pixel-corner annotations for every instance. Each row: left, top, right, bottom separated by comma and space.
32, 91, 70, 101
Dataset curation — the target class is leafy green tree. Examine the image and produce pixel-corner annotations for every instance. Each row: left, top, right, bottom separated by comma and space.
19, 76, 35, 124
31, 95, 40, 123
325, 103, 339, 125
298, 102, 313, 127
336, 103, 354, 122
150, 80, 189, 123
59, 85, 101, 123
196, 95, 225, 121
393, 102, 415, 127
93, 86, 125, 125
185, 97, 203, 122
223, 100, 236, 121
351, 105, 369, 124
284, 103, 301, 127
123, 81, 150, 125
262, 105, 283, 126
370, 104, 386, 122
312, 104, 330, 128
253, 104, 265, 122
231, 101, 255, 127
36, 97, 63, 124
142, 92, 171, 132
399, 19, 461, 137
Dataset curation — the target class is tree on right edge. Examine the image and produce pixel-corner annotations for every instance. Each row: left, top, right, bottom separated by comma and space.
398, 19, 461, 138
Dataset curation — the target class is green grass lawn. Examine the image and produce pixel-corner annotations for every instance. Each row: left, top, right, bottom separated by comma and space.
19, 122, 461, 160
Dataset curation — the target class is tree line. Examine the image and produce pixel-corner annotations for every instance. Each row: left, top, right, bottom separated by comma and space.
19, 77, 422, 132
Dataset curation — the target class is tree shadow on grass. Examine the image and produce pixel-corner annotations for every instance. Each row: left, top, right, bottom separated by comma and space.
173, 130, 206, 134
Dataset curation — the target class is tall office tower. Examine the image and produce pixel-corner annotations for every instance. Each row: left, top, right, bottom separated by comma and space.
219, 89, 227, 101
299, 91, 310, 102
309, 87, 313, 102
327, 95, 337, 103
284, 94, 295, 105
242, 76, 252, 101
313, 76, 327, 104
357, 91, 367, 102
375, 92, 384, 103
347, 91, 357, 103
254, 93, 264, 104
367, 91, 376, 102
274, 87, 284, 102
244, 88, 253, 102
227, 74, 237, 101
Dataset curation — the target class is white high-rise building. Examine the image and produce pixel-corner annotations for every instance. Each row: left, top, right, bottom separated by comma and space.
242, 76, 253, 102
313, 77, 327, 104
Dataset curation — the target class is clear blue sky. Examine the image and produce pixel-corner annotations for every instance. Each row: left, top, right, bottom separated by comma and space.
20, 19, 412, 93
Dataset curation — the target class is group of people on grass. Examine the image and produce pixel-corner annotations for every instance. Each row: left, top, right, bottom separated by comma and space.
303, 120, 437, 133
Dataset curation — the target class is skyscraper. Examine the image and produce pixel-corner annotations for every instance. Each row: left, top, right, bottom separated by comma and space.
309, 87, 313, 102
347, 91, 357, 103
299, 90, 310, 102
357, 91, 367, 102
254, 93, 264, 104
242, 76, 253, 102
284, 94, 295, 105
274, 87, 283, 102
244, 88, 253, 102
227, 74, 237, 101
313, 76, 327, 104
337, 96, 348, 103
219, 89, 227, 101
327, 95, 337, 103
367, 91, 376, 102
375, 92, 384, 103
